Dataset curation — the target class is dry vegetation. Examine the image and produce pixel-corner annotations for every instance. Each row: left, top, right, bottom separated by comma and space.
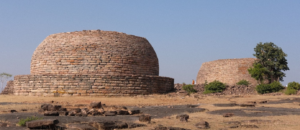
1, 94, 300, 130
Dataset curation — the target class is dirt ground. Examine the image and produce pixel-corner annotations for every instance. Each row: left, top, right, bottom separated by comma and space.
1, 94, 300, 130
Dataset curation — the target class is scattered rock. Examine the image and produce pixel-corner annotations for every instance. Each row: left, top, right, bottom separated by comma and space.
195, 121, 210, 129
258, 100, 267, 104
48, 105, 61, 111
128, 109, 140, 115
58, 111, 68, 116
128, 123, 146, 128
117, 110, 129, 115
26, 119, 59, 129
104, 111, 117, 116
176, 114, 189, 122
21, 109, 27, 111
0, 123, 7, 127
223, 113, 234, 117
44, 111, 59, 116
154, 125, 188, 130
10, 110, 17, 113
91, 121, 127, 129
89, 101, 101, 108
139, 115, 151, 122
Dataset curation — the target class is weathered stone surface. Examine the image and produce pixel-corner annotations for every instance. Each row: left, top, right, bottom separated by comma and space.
12, 30, 174, 96
44, 111, 59, 116
117, 110, 129, 115
89, 102, 101, 108
91, 121, 127, 129
0, 123, 7, 127
139, 115, 151, 122
104, 111, 117, 116
0, 80, 14, 95
26, 119, 59, 128
195, 121, 210, 129
128, 109, 140, 115
196, 58, 258, 86
176, 114, 189, 122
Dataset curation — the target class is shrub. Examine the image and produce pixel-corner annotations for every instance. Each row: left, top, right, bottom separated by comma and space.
256, 81, 284, 94
182, 84, 197, 94
204, 80, 226, 94
18, 116, 43, 126
270, 81, 284, 92
287, 81, 300, 90
256, 84, 272, 94
236, 79, 250, 86
285, 88, 297, 95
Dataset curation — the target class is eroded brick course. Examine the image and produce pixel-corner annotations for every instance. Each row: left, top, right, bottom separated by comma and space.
196, 58, 257, 86
9, 30, 174, 96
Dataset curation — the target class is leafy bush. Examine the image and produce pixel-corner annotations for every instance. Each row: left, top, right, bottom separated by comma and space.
256, 81, 284, 94
285, 88, 297, 95
270, 81, 284, 92
18, 116, 43, 126
287, 82, 300, 90
204, 80, 226, 94
256, 84, 272, 94
284, 82, 300, 95
236, 79, 250, 86
182, 84, 197, 94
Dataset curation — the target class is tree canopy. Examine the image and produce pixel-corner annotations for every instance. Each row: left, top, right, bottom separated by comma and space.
249, 42, 289, 84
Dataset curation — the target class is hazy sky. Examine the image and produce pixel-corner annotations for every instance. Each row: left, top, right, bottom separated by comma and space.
0, 0, 299, 87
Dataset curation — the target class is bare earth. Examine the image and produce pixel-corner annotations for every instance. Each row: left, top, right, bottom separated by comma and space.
1, 94, 300, 130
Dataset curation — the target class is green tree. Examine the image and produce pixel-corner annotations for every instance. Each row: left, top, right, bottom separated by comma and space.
252, 42, 289, 83
248, 63, 267, 84
0, 73, 12, 92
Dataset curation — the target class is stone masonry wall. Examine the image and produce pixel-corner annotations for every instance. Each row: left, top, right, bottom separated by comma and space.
196, 58, 257, 86
30, 30, 159, 76
0, 80, 14, 95
13, 75, 174, 96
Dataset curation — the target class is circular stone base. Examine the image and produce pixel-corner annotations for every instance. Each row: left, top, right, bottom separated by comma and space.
13, 75, 174, 96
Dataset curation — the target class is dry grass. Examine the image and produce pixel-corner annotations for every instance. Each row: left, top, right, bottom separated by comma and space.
1, 94, 300, 129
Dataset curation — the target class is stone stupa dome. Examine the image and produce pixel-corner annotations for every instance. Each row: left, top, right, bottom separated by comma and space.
11, 30, 174, 96
30, 30, 159, 76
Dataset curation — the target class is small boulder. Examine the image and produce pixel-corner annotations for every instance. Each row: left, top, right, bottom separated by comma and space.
117, 110, 129, 115
41, 104, 52, 111
44, 111, 59, 116
26, 119, 59, 129
195, 121, 210, 129
176, 114, 189, 122
139, 115, 151, 122
128, 109, 140, 115
10, 110, 17, 113
89, 102, 101, 108
0, 123, 7, 127
58, 111, 68, 116
104, 111, 117, 116
48, 105, 61, 111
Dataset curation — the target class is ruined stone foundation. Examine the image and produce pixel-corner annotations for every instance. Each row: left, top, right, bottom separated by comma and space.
196, 58, 257, 86
0, 80, 14, 95
11, 30, 174, 96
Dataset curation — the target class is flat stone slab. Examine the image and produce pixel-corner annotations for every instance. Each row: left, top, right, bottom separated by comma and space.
208, 107, 300, 117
